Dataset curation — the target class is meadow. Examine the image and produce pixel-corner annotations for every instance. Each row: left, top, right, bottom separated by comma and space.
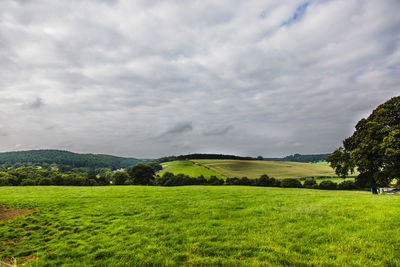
193, 160, 338, 179
158, 160, 225, 179
1, 186, 399, 266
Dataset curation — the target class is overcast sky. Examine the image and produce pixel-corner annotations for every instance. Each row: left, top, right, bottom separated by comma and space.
0, 0, 399, 158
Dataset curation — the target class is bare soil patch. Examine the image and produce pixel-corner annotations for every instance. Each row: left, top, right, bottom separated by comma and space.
0, 207, 33, 221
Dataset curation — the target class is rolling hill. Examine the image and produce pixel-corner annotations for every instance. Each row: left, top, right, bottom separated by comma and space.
158, 160, 225, 179
159, 159, 338, 179
0, 150, 141, 169
194, 160, 337, 179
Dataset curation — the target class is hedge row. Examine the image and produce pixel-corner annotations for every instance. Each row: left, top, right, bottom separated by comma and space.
155, 173, 357, 190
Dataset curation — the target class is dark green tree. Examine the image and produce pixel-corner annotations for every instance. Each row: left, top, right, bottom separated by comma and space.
128, 163, 155, 185
303, 179, 317, 188
327, 96, 400, 194
318, 180, 337, 190
111, 171, 129, 185
281, 178, 302, 188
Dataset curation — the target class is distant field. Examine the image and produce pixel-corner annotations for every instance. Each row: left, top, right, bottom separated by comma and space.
300, 177, 355, 185
193, 160, 338, 179
158, 160, 225, 179
1, 186, 399, 266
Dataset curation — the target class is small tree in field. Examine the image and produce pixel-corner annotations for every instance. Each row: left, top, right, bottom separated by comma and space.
128, 163, 155, 185
303, 179, 317, 188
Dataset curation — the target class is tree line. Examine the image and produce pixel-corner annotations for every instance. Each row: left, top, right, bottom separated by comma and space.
0, 162, 360, 191
0, 149, 141, 169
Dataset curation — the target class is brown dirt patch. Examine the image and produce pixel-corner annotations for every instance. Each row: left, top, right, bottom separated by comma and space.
0, 258, 16, 266
24, 255, 38, 262
0, 207, 33, 221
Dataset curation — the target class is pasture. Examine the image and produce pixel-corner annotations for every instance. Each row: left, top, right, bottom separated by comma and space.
158, 160, 225, 179
1, 186, 399, 266
193, 160, 338, 179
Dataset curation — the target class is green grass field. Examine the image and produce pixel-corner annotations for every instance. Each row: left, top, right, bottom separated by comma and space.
158, 160, 225, 179
314, 177, 355, 184
300, 177, 355, 185
1, 186, 399, 266
193, 160, 338, 179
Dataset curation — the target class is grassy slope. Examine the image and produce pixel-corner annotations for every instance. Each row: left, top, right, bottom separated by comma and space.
158, 160, 225, 179
194, 160, 338, 179
1, 186, 399, 266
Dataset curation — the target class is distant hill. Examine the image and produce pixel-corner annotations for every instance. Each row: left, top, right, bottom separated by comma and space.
176, 154, 255, 161
156, 153, 329, 163
264, 153, 330, 163
0, 150, 141, 169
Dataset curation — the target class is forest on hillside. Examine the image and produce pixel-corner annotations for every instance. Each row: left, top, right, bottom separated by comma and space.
0, 150, 141, 169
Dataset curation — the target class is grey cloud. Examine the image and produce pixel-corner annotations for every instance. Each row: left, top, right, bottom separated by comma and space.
0, 0, 398, 157
165, 122, 193, 135
26, 97, 45, 109
203, 125, 233, 136
151, 121, 195, 146
0, 130, 8, 137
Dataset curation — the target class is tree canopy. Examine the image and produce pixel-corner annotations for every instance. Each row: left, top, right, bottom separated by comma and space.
327, 96, 400, 193
128, 163, 155, 185
0, 150, 141, 169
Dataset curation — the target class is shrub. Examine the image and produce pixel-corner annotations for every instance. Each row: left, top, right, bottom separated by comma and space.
38, 177, 53, 186
21, 179, 35, 186
271, 178, 281, 187
197, 175, 207, 185
6, 175, 19, 186
51, 174, 63, 185
238, 177, 252, 185
338, 180, 356, 190
318, 180, 337, 190
128, 163, 154, 185
112, 171, 129, 185
225, 177, 241, 185
303, 179, 317, 188
281, 178, 302, 188
256, 174, 280, 187
0, 178, 10, 186
208, 176, 224, 185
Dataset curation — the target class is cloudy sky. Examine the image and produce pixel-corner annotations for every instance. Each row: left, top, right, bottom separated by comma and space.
0, 0, 399, 158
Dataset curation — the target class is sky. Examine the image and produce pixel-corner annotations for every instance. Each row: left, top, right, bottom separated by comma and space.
0, 0, 399, 158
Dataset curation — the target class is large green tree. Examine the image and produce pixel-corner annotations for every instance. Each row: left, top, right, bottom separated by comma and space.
128, 163, 155, 185
327, 96, 400, 194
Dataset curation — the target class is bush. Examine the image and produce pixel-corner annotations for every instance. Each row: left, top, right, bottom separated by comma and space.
255, 174, 280, 187
128, 163, 154, 185
21, 179, 35, 186
281, 178, 302, 188
303, 179, 317, 188
225, 177, 241, 185
318, 180, 337, 190
0, 178, 10, 186
338, 180, 356, 190
112, 171, 129, 185
208, 176, 224, 185
6, 175, 19, 186
238, 177, 252, 185
38, 177, 53, 186
197, 175, 207, 185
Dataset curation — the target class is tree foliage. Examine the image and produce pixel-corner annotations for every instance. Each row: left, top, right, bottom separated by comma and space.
327, 96, 400, 193
0, 150, 141, 169
128, 163, 155, 185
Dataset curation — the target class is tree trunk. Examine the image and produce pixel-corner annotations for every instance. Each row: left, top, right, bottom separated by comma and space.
372, 187, 378, 194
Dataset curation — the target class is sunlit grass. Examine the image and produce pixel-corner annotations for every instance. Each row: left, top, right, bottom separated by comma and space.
1, 186, 399, 266
158, 160, 225, 179
194, 160, 338, 179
